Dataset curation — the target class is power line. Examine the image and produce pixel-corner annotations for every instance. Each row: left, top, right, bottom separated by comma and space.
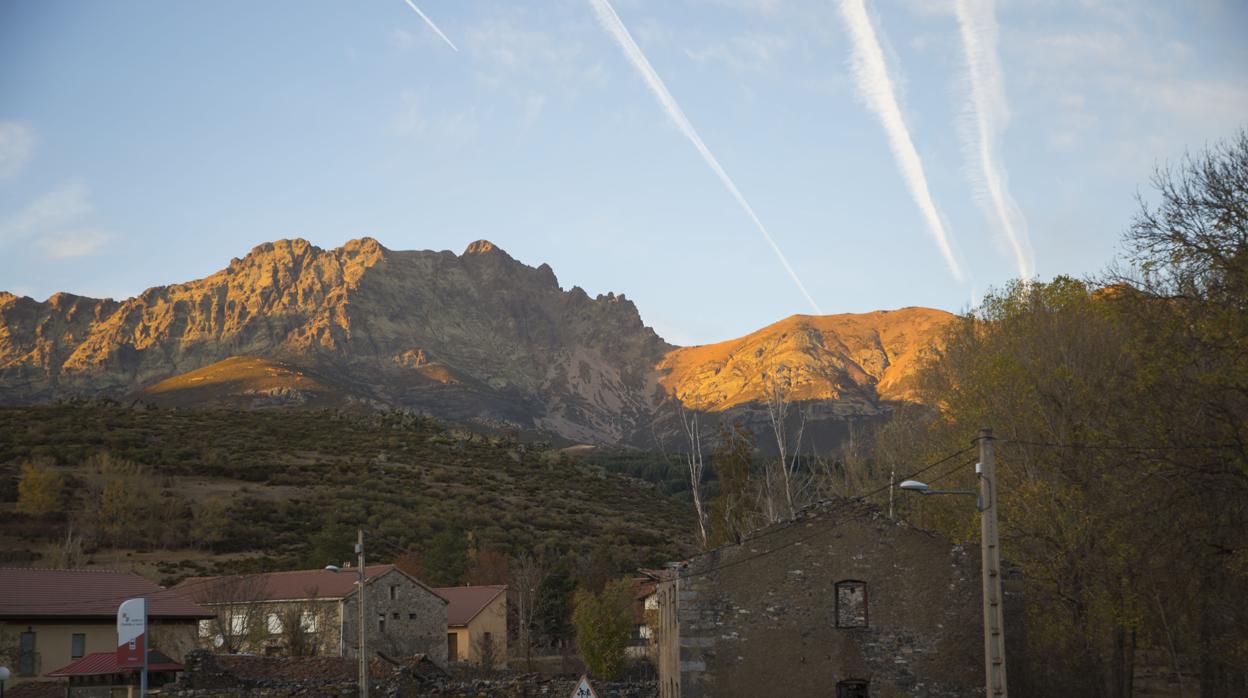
1001, 439, 1239, 452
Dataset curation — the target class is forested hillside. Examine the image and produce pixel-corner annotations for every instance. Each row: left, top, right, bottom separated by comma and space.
0, 404, 695, 585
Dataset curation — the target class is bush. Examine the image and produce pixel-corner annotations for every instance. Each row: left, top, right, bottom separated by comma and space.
571, 579, 634, 680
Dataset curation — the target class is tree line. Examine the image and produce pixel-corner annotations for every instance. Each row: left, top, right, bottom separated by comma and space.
671, 131, 1248, 697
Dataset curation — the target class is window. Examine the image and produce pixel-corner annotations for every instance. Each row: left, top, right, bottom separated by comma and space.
390, 585, 398, 600
229, 613, 247, 635
266, 613, 282, 634
71, 633, 86, 659
836, 680, 870, 698
377, 613, 386, 633
408, 613, 417, 620
447, 633, 458, 662
835, 580, 868, 628
301, 611, 318, 633
391, 612, 399, 620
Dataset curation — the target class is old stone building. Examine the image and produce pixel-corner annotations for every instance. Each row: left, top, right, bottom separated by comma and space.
655, 498, 1025, 698
173, 564, 449, 665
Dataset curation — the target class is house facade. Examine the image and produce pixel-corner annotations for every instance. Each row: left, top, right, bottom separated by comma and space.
0, 568, 212, 687
434, 585, 507, 667
655, 498, 1026, 698
173, 564, 449, 666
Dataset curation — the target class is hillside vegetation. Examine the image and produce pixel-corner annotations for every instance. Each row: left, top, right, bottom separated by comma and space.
0, 404, 694, 584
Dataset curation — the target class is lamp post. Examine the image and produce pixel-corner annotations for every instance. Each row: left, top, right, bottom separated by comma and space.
0, 665, 10, 697
325, 528, 367, 698
900, 428, 1007, 697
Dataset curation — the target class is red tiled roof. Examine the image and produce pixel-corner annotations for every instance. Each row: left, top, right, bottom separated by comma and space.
173, 564, 443, 604
45, 650, 183, 677
433, 585, 506, 626
0, 568, 214, 620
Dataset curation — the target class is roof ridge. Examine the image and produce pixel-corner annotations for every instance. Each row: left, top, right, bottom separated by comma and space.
183, 563, 394, 581
0, 567, 137, 574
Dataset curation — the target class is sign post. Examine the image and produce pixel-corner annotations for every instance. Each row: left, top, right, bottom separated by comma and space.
570, 674, 599, 698
117, 598, 148, 696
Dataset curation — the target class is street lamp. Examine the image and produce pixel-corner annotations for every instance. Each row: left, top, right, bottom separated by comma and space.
900, 429, 1008, 697
325, 528, 368, 698
0, 665, 10, 697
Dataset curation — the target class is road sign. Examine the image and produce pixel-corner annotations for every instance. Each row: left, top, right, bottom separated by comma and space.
570, 674, 600, 698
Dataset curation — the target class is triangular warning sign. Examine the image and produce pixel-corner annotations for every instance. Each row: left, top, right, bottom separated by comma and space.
570, 674, 600, 698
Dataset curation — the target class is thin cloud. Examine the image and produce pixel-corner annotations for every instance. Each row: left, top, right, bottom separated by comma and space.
837, 0, 964, 281
34, 229, 110, 260
0, 122, 35, 181
954, 0, 1033, 279
0, 182, 93, 243
589, 0, 823, 314
0, 181, 111, 259
401, 0, 459, 52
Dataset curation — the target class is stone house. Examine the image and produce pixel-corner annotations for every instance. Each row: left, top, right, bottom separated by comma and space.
654, 498, 1026, 698
0, 568, 212, 689
434, 585, 507, 666
172, 564, 449, 665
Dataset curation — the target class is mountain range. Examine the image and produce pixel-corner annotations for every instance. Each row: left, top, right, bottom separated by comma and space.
0, 238, 954, 446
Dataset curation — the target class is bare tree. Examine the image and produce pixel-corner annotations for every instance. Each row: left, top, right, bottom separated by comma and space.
48, 526, 85, 569
509, 553, 547, 671
277, 589, 329, 656
763, 368, 808, 521
192, 574, 271, 654
471, 631, 502, 671
677, 403, 710, 547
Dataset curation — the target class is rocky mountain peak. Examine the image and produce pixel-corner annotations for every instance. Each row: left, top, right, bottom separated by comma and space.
0, 238, 955, 446
463, 239, 502, 256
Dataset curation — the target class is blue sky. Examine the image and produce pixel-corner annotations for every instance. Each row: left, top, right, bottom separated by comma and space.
1, 0, 1245, 345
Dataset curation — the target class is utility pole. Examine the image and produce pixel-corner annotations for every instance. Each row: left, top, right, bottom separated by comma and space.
888, 469, 895, 520
978, 428, 1008, 697
357, 528, 368, 698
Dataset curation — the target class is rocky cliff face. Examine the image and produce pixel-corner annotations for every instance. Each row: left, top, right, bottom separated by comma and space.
0, 238, 954, 445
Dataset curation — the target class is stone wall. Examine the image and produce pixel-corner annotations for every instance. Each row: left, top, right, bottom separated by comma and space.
163, 653, 656, 697
164, 678, 656, 698
342, 568, 449, 666
657, 499, 1026, 697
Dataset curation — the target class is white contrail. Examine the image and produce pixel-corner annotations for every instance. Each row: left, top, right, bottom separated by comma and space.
954, 0, 1033, 279
588, 0, 823, 314
402, 0, 458, 52
837, 0, 964, 281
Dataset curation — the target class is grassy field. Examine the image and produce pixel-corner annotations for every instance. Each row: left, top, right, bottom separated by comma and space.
0, 403, 695, 584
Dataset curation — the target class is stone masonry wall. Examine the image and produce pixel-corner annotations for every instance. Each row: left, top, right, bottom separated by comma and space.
661, 500, 1000, 698
341, 568, 449, 666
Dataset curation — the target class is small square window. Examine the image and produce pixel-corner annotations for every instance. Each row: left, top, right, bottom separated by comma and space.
392, 612, 399, 619
836, 679, 870, 698
408, 613, 417, 620
835, 580, 868, 628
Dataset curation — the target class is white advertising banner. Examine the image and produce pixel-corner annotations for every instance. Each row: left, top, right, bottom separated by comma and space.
117, 597, 147, 668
